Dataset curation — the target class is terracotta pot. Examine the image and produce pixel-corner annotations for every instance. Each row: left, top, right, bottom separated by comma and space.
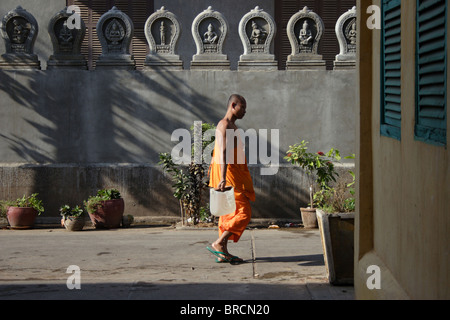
6, 207, 38, 229
88, 199, 124, 229
300, 207, 318, 228
64, 216, 85, 231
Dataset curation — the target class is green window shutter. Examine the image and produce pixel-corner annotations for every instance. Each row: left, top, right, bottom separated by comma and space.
381, 0, 402, 140
415, 0, 447, 146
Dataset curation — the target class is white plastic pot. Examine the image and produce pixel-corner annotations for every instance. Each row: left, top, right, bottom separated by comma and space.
210, 187, 236, 216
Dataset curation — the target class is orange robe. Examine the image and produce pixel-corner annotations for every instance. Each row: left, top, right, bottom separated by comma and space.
209, 138, 255, 243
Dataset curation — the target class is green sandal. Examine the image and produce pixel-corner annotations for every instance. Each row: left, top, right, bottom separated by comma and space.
207, 247, 244, 264
207, 246, 231, 262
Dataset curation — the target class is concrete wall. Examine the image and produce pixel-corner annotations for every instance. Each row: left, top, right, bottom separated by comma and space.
0, 0, 356, 223
355, 0, 449, 299
0, 69, 356, 221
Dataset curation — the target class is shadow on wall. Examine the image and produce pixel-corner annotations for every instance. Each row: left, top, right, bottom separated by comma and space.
0, 68, 222, 218
0, 67, 354, 220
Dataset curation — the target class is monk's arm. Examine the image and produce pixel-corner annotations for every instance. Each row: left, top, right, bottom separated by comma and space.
217, 123, 227, 190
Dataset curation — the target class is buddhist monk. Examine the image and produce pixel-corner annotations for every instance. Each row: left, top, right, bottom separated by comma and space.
207, 94, 255, 264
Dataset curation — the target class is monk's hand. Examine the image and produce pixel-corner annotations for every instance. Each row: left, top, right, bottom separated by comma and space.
218, 180, 226, 191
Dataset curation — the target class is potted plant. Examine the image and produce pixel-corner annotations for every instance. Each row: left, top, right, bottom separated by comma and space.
284, 140, 340, 228
84, 188, 124, 229
315, 155, 356, 285
60, 205, 86, 231
0, 193, 44, 229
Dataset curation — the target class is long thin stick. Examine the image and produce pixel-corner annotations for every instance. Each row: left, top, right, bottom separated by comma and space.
179, 200, 184, 226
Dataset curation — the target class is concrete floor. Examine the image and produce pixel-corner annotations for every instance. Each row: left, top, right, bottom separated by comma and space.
0, 225, 354, 302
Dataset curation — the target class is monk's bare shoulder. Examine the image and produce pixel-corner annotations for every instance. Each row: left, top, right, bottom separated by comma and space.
217, 118, 237, 131
217, 119, 231, 133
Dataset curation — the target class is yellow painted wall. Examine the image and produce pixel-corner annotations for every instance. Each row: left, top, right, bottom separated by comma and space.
355, 0, 449, 299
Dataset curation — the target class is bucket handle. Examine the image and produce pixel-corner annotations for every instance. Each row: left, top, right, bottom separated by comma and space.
212, 186, 233, 192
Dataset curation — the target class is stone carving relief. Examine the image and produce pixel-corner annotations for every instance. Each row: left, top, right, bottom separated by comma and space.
345, 19, 357, 52
144, 6, 182, 70
286, 7, 326, 70
0, 5, 360, 71
190, 6, 229, 70
203, 23, 218, 45
299, 20, 314, 51
105, 19, 125, 52
334, 6, 357, 69
250, 20, 267, 47
47, 7, 87, 69
0, 6, 40, 69
238, 6, 277, 71
96, 6, 135, 69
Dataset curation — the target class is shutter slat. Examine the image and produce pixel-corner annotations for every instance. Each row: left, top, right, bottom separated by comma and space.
418, 3, 445, 22
419, 96, 446, 107
385, 25, 401, 37
385, 102, 401, 113
418, 0, 443, 11
418, 52, 445, 64
385, 53, 400, 62
385, 115, 401, 127
385, 35, 401, 46
419, 62, 447, 75
385, 62, 401, 70
385, 94, 401, 104
418, 39, 446, 55
385, 87, 401, 95
418, 16, 445, 33
419, 106, 446, 120
384, 46, 400, 54
419, 74, 445, 85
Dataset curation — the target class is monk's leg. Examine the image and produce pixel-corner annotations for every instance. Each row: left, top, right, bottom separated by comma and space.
212, 194, 250, 262
212, 231, 232, 261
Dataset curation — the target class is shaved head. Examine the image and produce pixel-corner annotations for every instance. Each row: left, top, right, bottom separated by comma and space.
228, 94, 245, 108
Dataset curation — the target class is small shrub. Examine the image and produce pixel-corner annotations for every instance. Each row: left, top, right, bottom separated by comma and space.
84, 189, 122, 214
60, 205, 85, 218
0, 193, 44, 216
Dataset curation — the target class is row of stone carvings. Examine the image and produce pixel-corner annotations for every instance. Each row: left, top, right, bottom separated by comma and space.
0, 5, 357, 71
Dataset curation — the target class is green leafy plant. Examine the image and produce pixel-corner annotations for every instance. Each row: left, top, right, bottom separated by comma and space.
190, 122, 216, 156
84, 196, 103, 214
97, 188, 121, 200
0, 202, 8, 219
313, 154, 356, 213
59, 205, 85, 218
285, 140, 341, 208
0, 193, 44, 216
159, 153, 207, 224
313, 184, 354, 213
159, 123, 216, 225
199, 204, 213, 223
84, 188, 121, 214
